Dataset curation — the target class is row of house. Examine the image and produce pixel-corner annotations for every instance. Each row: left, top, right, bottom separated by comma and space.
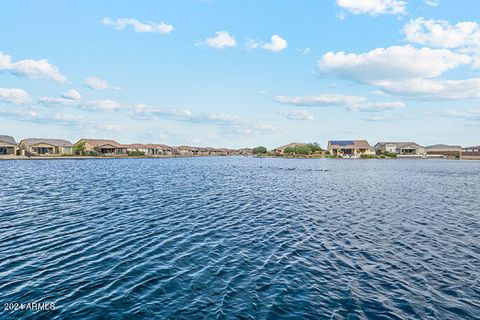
326, 140, 478, 159
0, 136, 253, 157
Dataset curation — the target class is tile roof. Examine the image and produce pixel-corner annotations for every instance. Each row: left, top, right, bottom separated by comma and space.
21, 138, 73, 147
81, 139, 123, 148
0, 135, 16, 145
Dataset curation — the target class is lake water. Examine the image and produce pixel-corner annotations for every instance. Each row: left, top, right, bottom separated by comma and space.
0, 157, 479, 319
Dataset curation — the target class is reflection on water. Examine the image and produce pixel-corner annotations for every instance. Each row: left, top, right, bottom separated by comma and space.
1, 157, 479, 319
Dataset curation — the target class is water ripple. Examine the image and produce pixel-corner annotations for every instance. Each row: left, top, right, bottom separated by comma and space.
0, 158, 479, 319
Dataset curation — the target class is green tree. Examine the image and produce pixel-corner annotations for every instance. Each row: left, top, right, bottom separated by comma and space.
74, 140, 86, 155
253, 146, 267, 155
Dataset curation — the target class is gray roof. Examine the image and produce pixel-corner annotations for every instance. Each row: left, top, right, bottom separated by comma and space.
0, 135, 16, 145
21, 138, 73, 147
375, 142, 424, 148
426, 144, 461, 150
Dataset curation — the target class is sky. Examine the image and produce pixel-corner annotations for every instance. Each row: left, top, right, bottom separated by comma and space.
1, 0, 479, 149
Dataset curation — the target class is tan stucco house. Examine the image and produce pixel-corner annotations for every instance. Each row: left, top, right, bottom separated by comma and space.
19, 138, 74, 156
123, 144, 173, 156
75, 139, 127, 155
327, 140, 375, 158
0, 135, 18, 156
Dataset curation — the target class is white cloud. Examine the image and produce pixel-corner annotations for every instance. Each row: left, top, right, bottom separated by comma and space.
39, 97, 79, 107
102, 17, 173, 34
425, 0, 439, 7
82, 100, 123, 111
275, 94, 367, 107
0, 88, 32, 105
319, 45, 472, 84
281, 109, 314, 120
0, 51, 67, 82
203, 31, 237, 49
275, 94, 405, 111
0, 107, 40, 121
404, 18, 480, 49
84, 77, 119, 90
62, 89, 82, 100
445, 108, 480, 119
378, 78, 480, 100
336, 0, 407, 16
349, 101, 405, 111
248, 35, 288, 52
261, 35, 288, 52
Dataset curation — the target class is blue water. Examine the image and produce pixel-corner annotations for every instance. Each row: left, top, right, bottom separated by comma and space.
0, 157, 479, 319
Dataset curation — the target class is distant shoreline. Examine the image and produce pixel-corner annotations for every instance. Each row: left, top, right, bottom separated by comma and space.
0, 155, 249, 161
1, 155, 471, 161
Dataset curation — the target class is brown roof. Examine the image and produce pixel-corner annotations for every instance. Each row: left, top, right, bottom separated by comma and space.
21, 138, 73, 147
124, 143, 172, 150
81, 139, 122, 148
177, 145, 195, 150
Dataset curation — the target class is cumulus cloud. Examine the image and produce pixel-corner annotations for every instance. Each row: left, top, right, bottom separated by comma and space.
0, 88, 32, 105
102, 17, 173, 34
378, 78, 480, 100
0, 51, 67, 82
280, 109, 314, 120
62, 89, 82, 100
202, 31, 237, 49
248, 35, 288, 52
318, 45, 472, 84
336, 0, 407, 16
275, 94, 405, 111
404, 18, 480, 50
84, 77, 119, 90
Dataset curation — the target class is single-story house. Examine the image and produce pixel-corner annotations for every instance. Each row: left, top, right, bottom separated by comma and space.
375, 142, 426, 156
204, 147, 224, 156
0, 135, 18, 155
124, 144, 173, 156
76, 139, 127, 155
426, 144, 462, 158
327, 140, 375, 158
19, 138, 74, 156
176, 145, 196, 156
194, 147, 211, 156
460, 146, 480, 160
153, 144, 173, 156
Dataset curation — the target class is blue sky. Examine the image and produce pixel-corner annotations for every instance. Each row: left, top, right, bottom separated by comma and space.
1, 0, 479, 148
